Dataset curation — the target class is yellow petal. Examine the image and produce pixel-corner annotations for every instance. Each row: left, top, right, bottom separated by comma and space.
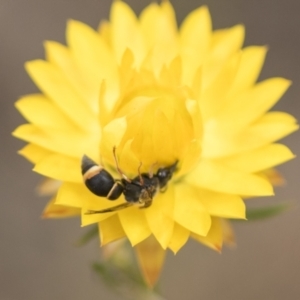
152, 110, 176, 164
36, 178, 61, 196
190, 66, 202, 100
118, 207, 151, 246
201, 25, 244, 89
115, 94, 153, 119
66, 20, 119, 113
98, 20, 111, 45
187, 160, 274, 196
117, 48, 136, 98
18, 144, 52, 164
128, 106, 156, 166
66, 20, 116, 78
99, 215, 126, 246
45, 41, 99, 114
191, 217, 223, 252
228, 46, 268, 97
216, 78, 291, 133
221, 219, 236, 247
100, 117, 127, 165
158, 56, 182, 88
101, 239, 127, 260
56, 182, 98, 207
33, 153, 82, 182
13, 124, 99, 160
186, 98, 203, 136
145, 184, 175, 249
173, 184, 211, 236
178, 139, 202, 177
180, 6, 212, 84
260, 168, 286, 186
218, 143, 295, 173
15, 94, 75, 130
117, 139, 140, 176
134, 235, 166, 288
210, 24, 245, 62
168, 222, 190, 254
140, 1, 177, 50
200, 52, 241, 120
56, 182, 124, 225
203, 112, 298, 158
194, 189, 245, 219
248, 111, 299, 142
110, 1, 146, 65
161, 0, 177, 31
42, 197, 80, 218
140, 1, 178, 70
127, 96, 190, 167
25, 60, 96, 131
80, 208, 111, 227
180, 5, 211, 57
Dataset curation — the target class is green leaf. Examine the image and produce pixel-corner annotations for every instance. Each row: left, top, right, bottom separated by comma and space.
75, 225, 98, 246
245, 203, 291, 221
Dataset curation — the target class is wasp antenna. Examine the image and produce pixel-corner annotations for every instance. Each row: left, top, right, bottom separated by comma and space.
138, 162, 144, 185
149, 162, 158, 178
172, 160, 179, 170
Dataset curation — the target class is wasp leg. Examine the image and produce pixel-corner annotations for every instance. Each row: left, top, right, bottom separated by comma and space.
107, 181, 124, 200
137, 162, 144, 185
139, 200, 153, 209
85, 202, 133, 214
159, 186, 168, 193
148, 162, 158, 178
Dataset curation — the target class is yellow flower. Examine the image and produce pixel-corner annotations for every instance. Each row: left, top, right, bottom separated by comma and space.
13, 0, 297, 286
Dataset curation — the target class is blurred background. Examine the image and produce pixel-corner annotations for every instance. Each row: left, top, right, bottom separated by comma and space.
1, 0, 300, 299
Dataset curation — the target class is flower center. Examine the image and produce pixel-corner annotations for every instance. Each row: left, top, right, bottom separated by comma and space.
109, 86, 196, 174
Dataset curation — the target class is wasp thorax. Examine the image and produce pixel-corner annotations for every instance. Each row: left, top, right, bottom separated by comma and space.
122, 175, 159, 203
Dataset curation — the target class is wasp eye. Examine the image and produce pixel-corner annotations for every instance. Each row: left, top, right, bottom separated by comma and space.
156, 161, 178, 188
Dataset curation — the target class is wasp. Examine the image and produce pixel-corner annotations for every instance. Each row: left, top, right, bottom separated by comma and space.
81, 147, 177, 214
